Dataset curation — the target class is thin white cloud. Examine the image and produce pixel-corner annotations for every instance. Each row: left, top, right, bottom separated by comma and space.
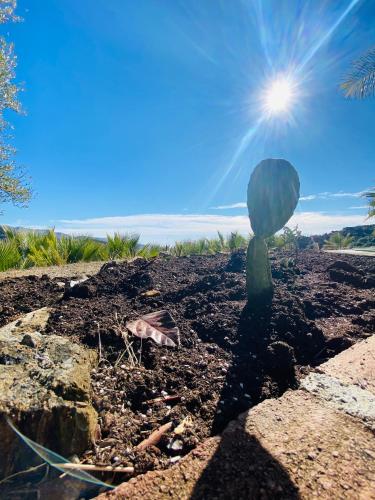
348, 205, 368, 210
55, 212, 372, 244
210, 202, 247, 210
318, 190, 366, 199
210, 190, 367, 209
299, 195, 317, 201
300, 191, 366, 201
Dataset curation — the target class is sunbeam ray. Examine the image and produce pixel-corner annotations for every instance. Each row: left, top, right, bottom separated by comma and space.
208, 116, 265, 204
297, 0, 362, 72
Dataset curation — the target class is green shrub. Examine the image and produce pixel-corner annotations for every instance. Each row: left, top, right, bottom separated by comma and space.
106, 233, 140, 259
0, 239, 23, 271
59, 236, 106, 263
170, 232, 248, 257
25, 229, 67, 267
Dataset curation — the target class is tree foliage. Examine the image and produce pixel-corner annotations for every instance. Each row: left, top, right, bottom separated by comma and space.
341, 46, 375, 99
0, 0, 30, 213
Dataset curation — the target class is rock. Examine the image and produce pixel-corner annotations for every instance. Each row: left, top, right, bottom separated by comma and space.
225, 249, 246, 273
20, 333, 37, 348
327, 260, 372, 288
68, 282, 97, 298
266, 341, 296, 375
327, 260, 364, 275
0, 308, 98, 478
328, 269, 366, 288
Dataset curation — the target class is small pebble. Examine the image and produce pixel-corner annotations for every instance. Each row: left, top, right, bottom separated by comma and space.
170, 456, 181, 463
171, 439, 183, 451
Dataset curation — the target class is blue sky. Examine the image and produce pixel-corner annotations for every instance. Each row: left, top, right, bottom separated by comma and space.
2, 0, 375, 243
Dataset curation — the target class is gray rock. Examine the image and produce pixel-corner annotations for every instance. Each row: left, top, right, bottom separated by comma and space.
0, 308, 98, 477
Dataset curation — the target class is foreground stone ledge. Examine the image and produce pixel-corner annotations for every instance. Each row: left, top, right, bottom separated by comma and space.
0, 308, 98, 477
319, 335, 375, 396
97, 389, 375, 499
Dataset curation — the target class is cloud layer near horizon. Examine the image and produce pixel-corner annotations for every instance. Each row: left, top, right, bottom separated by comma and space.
210, 190, 368, 209
54, 212, 372, 244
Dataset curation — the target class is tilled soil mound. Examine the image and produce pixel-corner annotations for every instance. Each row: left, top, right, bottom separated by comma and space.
0, 250, 374, 484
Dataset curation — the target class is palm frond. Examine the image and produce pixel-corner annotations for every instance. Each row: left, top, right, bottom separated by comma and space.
341, 46, 375, 98
106, 233, 141, 259
0, 239, 22, 271
363, 189, 375, 218
323, 232, 353, 250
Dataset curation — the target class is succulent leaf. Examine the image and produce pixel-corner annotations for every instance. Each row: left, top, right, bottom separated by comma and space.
246, 236, 273, 303
246, 158, 300, 305
247, 159, 300, 238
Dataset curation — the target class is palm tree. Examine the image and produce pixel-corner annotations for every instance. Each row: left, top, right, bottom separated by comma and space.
323, 232, 354, 250
364, 190, 375, 218
341, 46, 375, 98
341, 48, 375, 218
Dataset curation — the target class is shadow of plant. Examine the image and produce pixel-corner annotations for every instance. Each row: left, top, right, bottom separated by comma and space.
191, 304, 300, 499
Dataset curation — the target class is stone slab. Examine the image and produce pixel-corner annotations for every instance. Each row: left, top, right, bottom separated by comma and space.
319, 335, 375, 396
301, 372, 375, 429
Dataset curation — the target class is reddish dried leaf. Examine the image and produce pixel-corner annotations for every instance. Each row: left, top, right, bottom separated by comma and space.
126, 310, 180, 347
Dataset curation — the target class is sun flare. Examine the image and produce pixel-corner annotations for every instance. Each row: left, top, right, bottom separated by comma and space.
263, 77, 295, 115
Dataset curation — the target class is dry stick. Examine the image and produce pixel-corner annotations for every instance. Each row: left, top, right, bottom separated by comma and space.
139, 337, 143, 365
0, 463, 47, 485
136, 421, 173, 451
53, 463, 134, 474
95, 321, 103, 361
114, 311, 139, 367
145, 395, 181, 405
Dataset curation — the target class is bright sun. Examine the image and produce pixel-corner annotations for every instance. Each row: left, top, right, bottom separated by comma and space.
263, 77, 295, 115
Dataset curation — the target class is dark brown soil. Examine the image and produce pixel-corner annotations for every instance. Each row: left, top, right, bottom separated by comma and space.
0, 274, 64, 327
0, 250, 374, 487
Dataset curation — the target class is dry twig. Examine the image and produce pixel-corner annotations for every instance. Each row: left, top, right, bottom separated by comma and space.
136, 422, 173, 451
53, 463, 134, 474
145, 395, 180, 405
114, 312, 139, 367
